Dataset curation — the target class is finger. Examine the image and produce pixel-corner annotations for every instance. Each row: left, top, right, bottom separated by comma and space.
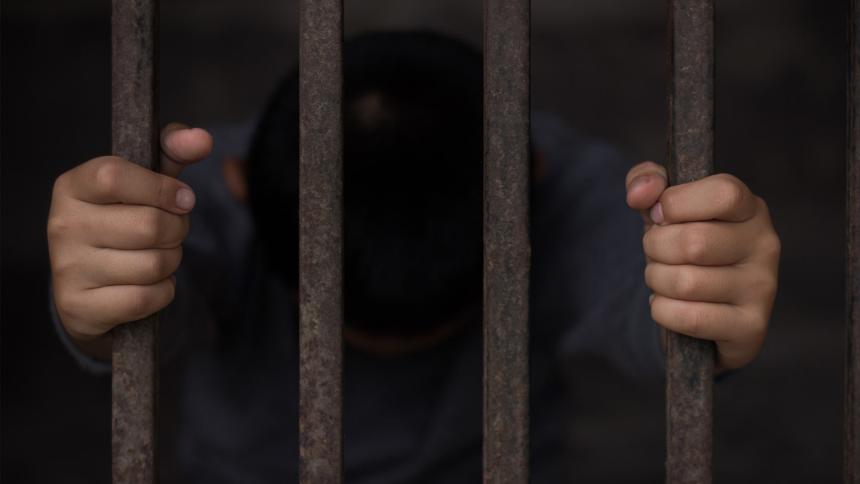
68, 156, 196, 214
643, 221, 754, 266
625, 161, 668, 231
625, 161, 669, 211
644, 262, 742, 304
69, 278, 176, 336
654, 173, 756, 225
81, 204, 189, 250
79, 247, 182, 288
160, 123, 213, 178
650, 295, 767, 369
649, 294, 746, 342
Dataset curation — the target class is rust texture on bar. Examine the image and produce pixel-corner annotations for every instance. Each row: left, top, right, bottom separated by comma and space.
666, 0, 715, 483
846, 0, 860, 482
483, 0, 531, 482
298, 0, 344, 481
111, 0, 159, 483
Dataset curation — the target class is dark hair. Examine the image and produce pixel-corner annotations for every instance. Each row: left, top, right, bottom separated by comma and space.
246, 31, 483, 335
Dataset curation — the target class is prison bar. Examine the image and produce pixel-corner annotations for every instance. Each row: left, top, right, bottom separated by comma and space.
483, 0, 531, 482
665, 0, 715, 483
297, 0, 345, 481
846, 0, 860, 481
110, 0, 159, 483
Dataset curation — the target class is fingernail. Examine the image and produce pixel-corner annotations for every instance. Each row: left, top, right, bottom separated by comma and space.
650, 202, 664, 225
649, 294, 655, 304
629, 175, 649, 192
176, 187, 196, 210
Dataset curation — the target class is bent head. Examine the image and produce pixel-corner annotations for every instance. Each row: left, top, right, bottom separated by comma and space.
245, 31, 483, 337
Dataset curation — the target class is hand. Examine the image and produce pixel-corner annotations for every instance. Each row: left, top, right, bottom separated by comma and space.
47, 123, 213, 357
625, 161, 781, 370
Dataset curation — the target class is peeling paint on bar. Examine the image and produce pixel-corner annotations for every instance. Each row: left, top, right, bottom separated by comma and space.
846, 0, 860, 482
111, 0, 159, 483
665, 1, 715, 483
483, 0, 531, 482
298, 0, 344, 482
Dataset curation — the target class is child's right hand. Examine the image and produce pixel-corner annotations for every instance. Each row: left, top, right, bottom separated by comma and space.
47, 123, 212, 355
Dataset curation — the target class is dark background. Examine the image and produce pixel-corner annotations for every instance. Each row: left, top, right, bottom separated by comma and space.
1, 0, 849, 482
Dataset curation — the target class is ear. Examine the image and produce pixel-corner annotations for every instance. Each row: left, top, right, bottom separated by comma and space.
222, 156, 248, 203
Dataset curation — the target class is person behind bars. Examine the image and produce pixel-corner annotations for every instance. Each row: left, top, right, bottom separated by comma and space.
46, 31, 780, 482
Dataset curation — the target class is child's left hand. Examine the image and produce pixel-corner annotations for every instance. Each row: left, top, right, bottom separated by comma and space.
625, 161, 781, 370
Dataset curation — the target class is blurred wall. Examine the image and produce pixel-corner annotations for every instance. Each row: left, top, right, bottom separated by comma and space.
1, 0, 848, 482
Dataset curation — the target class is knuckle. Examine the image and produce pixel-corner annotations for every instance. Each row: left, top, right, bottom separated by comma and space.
145, 249, 182, 280
172, 215, 190, 246
751, 269, 779, 300
167, 246, 183, 272
682, 227, 709, 262
139, 209, 165, 246
155, 177, 169, 207
659, 187, 679, 210
162, 215, 187, 248
760, 233, 782, 259
643, 264, 656, 289
642, 230, 654, 256
94, 158, 123, 197
47, 213, 74, 240
128, 282, 175, 318
54, 293, 98, 337
52, 172, 71, 198
51, 255, 77, 280
165, 278, 177, 304
740, 309, 769, 347
649, 299, 663, 325
53, 287, 77, 316
682, 306, 706, 337
143, 252, 168, 281
754, 195, 769, 213
126, 286, 156, 317
675, 269, 700, 300
717, 175, 746, 212
750, 314, 769, 343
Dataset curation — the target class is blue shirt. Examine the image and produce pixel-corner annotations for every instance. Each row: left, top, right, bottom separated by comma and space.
53, 112, 664, 483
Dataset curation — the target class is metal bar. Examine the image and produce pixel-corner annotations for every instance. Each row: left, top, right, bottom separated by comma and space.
111, 0, 159, 482
665, 1, 715, 483
298, 0, 344, 481
846, 0, 860, 481
483, 0, 531, 481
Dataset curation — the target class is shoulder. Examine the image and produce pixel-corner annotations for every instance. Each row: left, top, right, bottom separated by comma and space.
177, 120, 257, 291
532, 112, 636, 232
533, 112, 632, 198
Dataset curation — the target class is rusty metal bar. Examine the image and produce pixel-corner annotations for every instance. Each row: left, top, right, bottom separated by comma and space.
665, 0, 715, 483
298, 0, 344, 481
111, 0, 159, 483
846, 0, 860, 482
483, 0, 531, 482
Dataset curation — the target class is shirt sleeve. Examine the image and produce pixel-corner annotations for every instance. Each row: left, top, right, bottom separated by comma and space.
531, 113, 665, 382
49, 285, 112, 374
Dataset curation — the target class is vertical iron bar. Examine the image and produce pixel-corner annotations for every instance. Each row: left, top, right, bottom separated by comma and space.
665, 1, 714, 483
483, 0, 531, 482
111, 0, 159, 483
298, 0, 344, 481
846, 0, 860, 481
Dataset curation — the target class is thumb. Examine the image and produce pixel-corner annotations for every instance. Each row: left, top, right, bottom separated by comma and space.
159, 122, 214, 178
625, 160, 668, 230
